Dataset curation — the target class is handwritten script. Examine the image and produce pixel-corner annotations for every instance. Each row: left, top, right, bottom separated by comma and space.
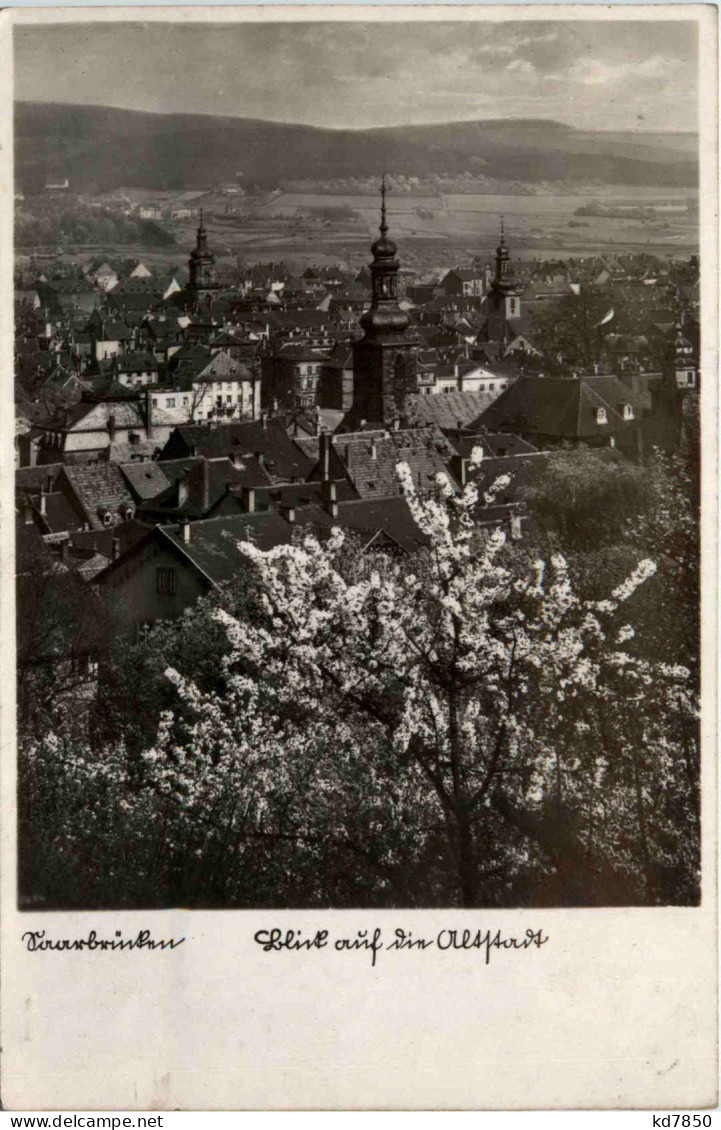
22, 929, 185, 952
254, 926, 549, 968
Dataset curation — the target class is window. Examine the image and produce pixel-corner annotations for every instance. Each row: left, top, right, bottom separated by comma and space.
596, 408, 608, 424
156, 567, 176, 595
152, 398, 158, 408
166, 397, 175, 408
182, 396, 189, 406
226, 395, 232, 404
488, 383, 495, 390
622, 404, 634, 420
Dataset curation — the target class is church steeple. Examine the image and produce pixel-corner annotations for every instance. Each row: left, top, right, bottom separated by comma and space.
346, 176, 418, 430
481, 218, 523, 347
493, 215, 518, 293
360, 175, 410, 337
188, 209, 217, 302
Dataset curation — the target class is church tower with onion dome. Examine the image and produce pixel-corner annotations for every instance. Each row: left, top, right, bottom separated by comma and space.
483, 217, 523, 346
188, 210, 219, 304
346, 177, 418, 429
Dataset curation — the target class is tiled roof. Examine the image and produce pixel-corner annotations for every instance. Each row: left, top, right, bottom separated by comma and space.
405, 391, 499, 430
94, 319, 133, 341
76, 552, 113, 582
138, 456, 268, 519
470, 452, 549, 500
37, 491, 87, 534
270, 341, 331, 362
160, 514, 300, 583
159, 455, 272, 491
261, 479, 359, 509
70, 520, 150, 560
119, 461, 171, 501
330, 496, 428, 553
194, 351, 256, 384
444, 268, 482, 282
48, 278, 95, 295
55, 398, 146, 433
324, 429, 457, 500
61, 463, 137, 530
119, 497, 427, 585
475, 375, 643, 439
15, 464, 63, 492
106, 439, 157, 462
448, 432, 539, 459
116, 350, 158, 373
159, 420, 314, 481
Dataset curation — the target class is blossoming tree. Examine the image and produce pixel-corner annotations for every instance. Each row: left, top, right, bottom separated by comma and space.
141, 458, 698, 907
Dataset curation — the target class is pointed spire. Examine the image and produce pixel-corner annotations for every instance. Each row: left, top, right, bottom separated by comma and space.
362, 172, 407, 337
499, 214, 505, 246
380, 173, 388, 237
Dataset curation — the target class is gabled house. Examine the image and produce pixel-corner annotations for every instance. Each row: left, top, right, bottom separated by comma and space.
157, 418, 315, 483
96, 497, 428, 629
36, 393, 151, 465
474, 375, 647, 457
92, 263, 119, 292
441, 268, 484, 298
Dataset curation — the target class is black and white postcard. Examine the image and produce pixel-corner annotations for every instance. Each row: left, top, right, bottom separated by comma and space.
1, 4, 717, 1110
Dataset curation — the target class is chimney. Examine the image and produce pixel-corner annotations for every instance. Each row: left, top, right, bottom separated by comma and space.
145, 388, 153, 439
284, 506, 296, 524
370, 440, 377, 461
393, 417, 401, 432
320, 430, 331, 481
179, 517, 191, 544
202, 457, 210, 513
242, 486, 256, 514
261, 411, 268, 429
322, 480, 338, 520
178, 471, 190, 507
255, 450, 266, 470
39, 491, 47, 517
108, 413, 117, 443
460, 457, 469, 487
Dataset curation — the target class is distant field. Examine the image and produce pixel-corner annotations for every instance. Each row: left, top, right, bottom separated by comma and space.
259, 186, 699, 257
34, 181, 698, 273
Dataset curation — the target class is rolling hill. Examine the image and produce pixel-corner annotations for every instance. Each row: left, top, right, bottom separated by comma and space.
15, 101, 698, 194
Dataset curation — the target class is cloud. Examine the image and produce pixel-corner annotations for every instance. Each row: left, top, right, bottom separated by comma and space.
505, 59, 536, 75
565, 53, 675, 88
14, 20, 699, 132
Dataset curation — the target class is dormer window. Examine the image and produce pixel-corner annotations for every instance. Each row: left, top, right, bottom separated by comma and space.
622, 404, 634, 420
595, 407, 608, 425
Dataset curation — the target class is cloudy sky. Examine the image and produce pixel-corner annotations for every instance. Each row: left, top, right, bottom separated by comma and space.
14, 19, 698, 133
